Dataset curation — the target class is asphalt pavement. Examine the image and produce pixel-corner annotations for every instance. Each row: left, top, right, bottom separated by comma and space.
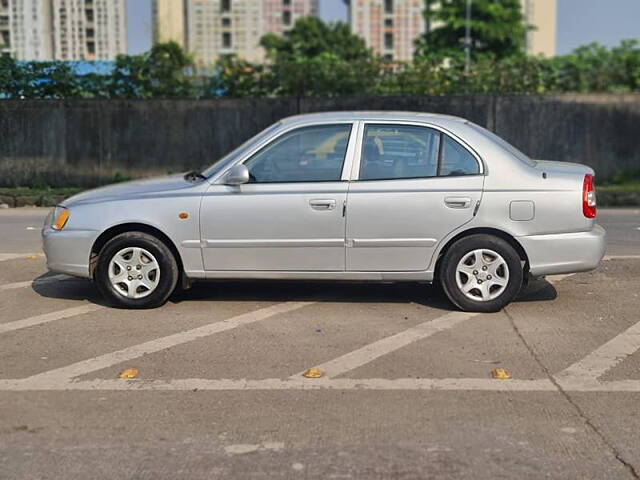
0, 207, 639, 479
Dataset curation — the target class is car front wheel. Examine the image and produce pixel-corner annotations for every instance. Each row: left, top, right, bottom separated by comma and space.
95, 232, 179, 309
440, 234, 523, 313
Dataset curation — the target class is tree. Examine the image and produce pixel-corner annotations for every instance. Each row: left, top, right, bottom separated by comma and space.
259, 17, 380, 96
417, 0, 530, 61
110, 41, 195, 98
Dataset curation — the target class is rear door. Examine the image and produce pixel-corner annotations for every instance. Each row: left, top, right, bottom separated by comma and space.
345, 122, 484, 272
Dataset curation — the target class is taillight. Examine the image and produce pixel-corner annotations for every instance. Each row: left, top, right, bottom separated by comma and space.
583, 174, 596, 218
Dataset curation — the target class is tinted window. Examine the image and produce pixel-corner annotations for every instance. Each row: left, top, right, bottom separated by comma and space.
440, 135, 480, 176
360, 125, 440, 181
245, 124, 351, 183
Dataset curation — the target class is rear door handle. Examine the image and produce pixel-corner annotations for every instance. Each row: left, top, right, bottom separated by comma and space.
444, 197, 472, 209
309, 199, 336, 211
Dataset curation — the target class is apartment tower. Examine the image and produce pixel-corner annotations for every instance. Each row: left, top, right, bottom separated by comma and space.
524, 0, 556, 56
153, 0, 319, 65
347, 0, 557, 61
1, 0, 126, 61
346, 0, 426, 62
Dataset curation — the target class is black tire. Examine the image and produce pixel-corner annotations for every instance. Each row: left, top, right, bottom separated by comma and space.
439, 234, 523, 313
95, 232, 179, 309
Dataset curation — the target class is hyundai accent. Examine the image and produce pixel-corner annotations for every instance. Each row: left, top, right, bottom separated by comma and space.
43, 112, 606, 312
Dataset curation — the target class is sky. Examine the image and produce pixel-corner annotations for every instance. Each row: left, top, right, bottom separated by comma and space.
127, 0, 640, 56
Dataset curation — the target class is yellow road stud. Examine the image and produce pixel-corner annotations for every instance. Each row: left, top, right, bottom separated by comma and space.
303, 368, 323, 378
491, 368, 512, 380
118, 368, 138, 379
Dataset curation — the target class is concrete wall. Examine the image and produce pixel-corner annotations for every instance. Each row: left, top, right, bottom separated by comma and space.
1, 94, 639, 188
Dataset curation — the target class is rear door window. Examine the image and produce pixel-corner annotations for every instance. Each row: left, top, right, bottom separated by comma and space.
439, 135, 480, 176
359, 125, 440, 180
359, 124, 480, 180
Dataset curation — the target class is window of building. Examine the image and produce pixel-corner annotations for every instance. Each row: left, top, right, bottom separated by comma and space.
283, 0, 291, 5
384, 32, 394, 50
244, 125, 352, 183
222, 32, 232, 48
384, 0, 393, 14
283, 10, 291, 26
222, 17, 231, 27
384, 18, 393, 27
221, 0, 231, 12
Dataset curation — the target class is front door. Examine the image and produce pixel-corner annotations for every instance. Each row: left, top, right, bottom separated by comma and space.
200, 123, 355, 271
346, 123, 485, 271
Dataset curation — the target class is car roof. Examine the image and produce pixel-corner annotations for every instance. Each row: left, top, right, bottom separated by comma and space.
280, 111, 469, 127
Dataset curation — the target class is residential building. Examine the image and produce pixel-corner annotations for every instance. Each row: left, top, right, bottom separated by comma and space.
153, 0, 319, 66
52, 0, 127, 61
1, 0, 126, 61
346, 0, 557, 61
346, 0, 426, 62
1, 0, 12, 56
6, 0, 53, 60
153, 0, 186, 46
524, 0, 556, 56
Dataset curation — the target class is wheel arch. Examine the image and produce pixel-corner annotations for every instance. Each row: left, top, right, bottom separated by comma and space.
433, 227, 529, 281
90, 223, 184, 278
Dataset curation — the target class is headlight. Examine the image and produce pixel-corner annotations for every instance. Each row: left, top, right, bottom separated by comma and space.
51, 206, 70, 230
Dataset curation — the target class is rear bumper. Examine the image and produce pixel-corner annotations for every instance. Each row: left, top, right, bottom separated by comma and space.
517, 225, 606, 277
42, 227, 99, 279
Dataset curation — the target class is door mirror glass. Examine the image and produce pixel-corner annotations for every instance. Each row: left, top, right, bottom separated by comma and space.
222, 164, 250, 185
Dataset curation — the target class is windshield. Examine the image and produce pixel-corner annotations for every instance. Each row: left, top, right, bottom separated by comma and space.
468, 123, 536, 167
201, 122, 282, 178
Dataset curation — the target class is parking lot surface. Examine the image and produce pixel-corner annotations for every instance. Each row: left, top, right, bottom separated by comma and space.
1, 208, 639, 479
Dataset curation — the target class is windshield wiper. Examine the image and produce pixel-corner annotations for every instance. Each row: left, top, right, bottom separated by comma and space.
184, 171, 207, 182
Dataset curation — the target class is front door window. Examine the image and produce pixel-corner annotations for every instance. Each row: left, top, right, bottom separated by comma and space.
244, 124, 352, 183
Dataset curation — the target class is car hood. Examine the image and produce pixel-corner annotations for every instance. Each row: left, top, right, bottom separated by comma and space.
63, 174, 205, 206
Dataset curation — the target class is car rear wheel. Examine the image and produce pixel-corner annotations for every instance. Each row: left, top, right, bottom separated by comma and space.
95, 232, 179, 309
440, 234, 523, 313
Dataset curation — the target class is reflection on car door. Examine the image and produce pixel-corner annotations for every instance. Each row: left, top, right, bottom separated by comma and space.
346, 123, 485, 272
200, 123, 355, 271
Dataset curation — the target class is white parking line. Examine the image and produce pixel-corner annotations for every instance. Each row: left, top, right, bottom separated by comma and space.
0, 377, 558, 392
604, 255, 640, 260
291, 311, 479, 379
0, 253, 43, 262
21, 301, 314, 386
555, 318, 640, 386
0, 304, 105, 334
0, 274, 70, 292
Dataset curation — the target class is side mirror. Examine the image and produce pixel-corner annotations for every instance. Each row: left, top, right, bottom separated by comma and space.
222, 164, 250, 186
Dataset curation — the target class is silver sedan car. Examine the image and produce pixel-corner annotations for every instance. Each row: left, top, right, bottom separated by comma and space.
43, 111, 605, 312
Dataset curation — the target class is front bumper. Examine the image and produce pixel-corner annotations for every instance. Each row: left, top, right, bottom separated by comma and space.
517, 224, 606, 277
42, 227, 100, 279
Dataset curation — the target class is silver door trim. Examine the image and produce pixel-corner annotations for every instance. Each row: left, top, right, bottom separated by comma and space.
350, 238, 438, 248
202, 239, 345, 248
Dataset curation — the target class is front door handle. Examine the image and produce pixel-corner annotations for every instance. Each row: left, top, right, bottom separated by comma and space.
445, 196, 472, 209
309, 199, 336, 211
